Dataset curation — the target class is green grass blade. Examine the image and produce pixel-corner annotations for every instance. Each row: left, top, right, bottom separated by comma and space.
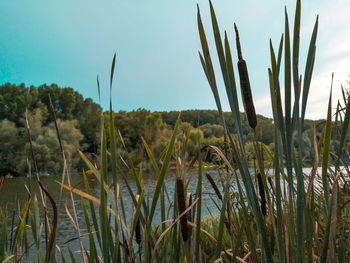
224, 32, 244, 144
209, 1, 229, 89
81, 197, 98, 262
215, 181, 230, 259
68, 248, 77, 263
339, 94, 350, 150
197, 5, 224, 117
149, 114, 180, 222
274, 126, 285, 263
270, 42, 295, 198
100, 128, 110, 262
141, 136, 160, 173
301, 16, 318, 123
83, 171, 101, 247
322, 79, 333, 209
292, 0, 301, 101
277, 34, 284, 75
0, 211, 8, 259
109, 53, 118, 198
285, 7, 292, 138
195, 153, 202, 262
320, 180, 338, 263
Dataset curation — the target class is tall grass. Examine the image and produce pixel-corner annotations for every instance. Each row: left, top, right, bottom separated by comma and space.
197, 1, 349, 262
0, 0, 350, 262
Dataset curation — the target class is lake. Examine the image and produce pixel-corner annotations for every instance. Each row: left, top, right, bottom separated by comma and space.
1, 166, 333, 260
0, 169, 224, 260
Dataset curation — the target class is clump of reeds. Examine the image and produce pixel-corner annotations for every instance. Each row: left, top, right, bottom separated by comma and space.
197, 0, 350, 262
4, 0, 350, 262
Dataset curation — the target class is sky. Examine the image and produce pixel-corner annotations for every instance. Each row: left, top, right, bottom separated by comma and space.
0, 0, 349, 119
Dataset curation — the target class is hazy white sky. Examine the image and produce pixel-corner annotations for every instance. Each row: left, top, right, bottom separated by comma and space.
0, 0, 349, 119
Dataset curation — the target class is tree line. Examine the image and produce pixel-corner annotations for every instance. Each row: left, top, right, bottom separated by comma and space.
0, 83, 327, 176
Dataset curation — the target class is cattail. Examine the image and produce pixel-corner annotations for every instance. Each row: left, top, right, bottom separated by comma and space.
135, 195, 142, 244
234, 23, 257, 130
176, 178, 189, 242
257, 172, 267, 216
135, 219, 142, 244
205, 173, 222, 200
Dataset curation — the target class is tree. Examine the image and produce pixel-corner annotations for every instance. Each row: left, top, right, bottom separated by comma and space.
0, 120, 23, 176
22, 119, 84, 175
199, 123, 224, 138
187, 128, 204, 157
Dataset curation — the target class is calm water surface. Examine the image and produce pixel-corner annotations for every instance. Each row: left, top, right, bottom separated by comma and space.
0, 170, 223, 260
1, 167, 331, 260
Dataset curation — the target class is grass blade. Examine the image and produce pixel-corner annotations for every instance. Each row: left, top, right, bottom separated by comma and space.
149, 114, 181, 222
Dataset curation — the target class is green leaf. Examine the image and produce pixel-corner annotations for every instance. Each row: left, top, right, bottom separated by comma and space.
149, 114, 181, 222
215, 181, 230, 259
322, 78, 333, 209
195, 154, 202, 262
301, 16, 318, 122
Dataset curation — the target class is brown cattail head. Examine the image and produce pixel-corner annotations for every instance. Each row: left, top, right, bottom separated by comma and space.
135, 218, 142, 244
176, 178, 189, 242
257, 173, 267, 216
234, 23, 257, 130
135, 195, 142, 244
205, 173, 222, 201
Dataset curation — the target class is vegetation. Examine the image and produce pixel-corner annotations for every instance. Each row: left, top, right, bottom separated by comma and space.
1, 0, 350, 262
0, 84, 327, 177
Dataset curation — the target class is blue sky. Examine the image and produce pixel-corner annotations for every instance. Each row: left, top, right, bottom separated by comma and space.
1, 0, 349, 119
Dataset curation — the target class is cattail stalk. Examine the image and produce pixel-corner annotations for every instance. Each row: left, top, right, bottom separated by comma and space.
257, 172, 267, 216
205, 173, 222, 200
176, 178, 189, 242
234, 23, 257, 130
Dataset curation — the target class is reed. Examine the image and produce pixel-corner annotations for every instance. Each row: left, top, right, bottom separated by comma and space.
197, 0, 350, 262
0, 0, 349, 262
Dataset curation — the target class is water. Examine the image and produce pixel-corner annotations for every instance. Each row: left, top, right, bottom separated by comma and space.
1, 166, 338, 260
0, 170, 223, 260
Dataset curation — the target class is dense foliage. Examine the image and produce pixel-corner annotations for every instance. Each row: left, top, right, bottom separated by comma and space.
0, 83, 328, 176
0, 83, 100, 176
